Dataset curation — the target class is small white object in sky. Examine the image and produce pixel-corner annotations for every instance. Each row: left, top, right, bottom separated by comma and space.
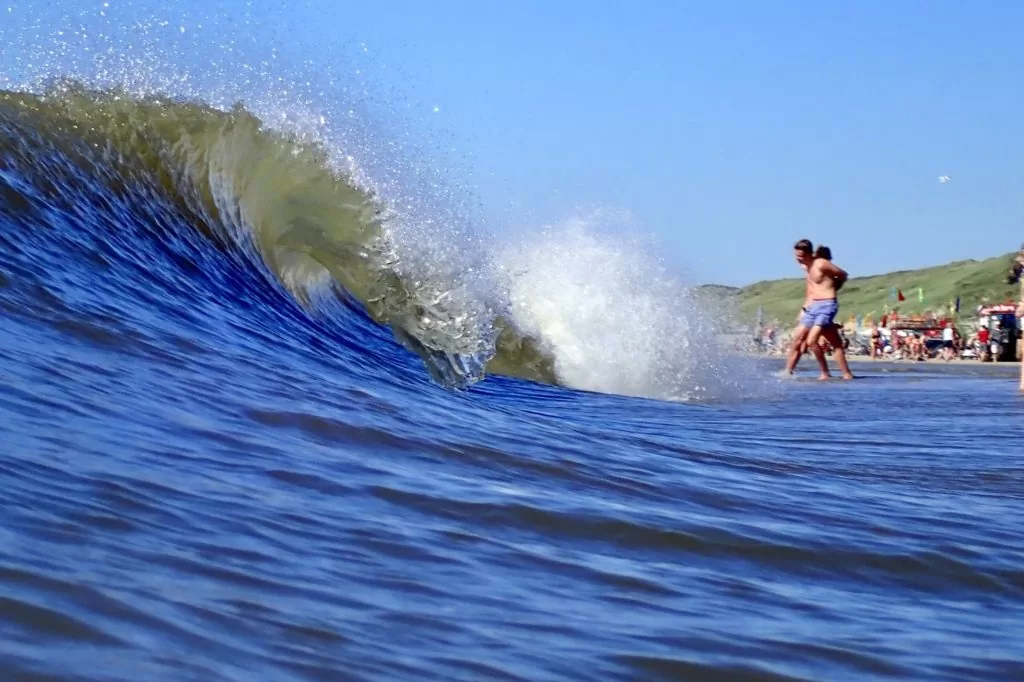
433, 106, 441, 113
938, 175, 951, 183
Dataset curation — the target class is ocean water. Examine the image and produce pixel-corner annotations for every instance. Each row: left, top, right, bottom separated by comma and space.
2, 7, 1024, 682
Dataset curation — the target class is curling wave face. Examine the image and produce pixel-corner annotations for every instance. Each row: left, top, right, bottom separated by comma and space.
0, 85, 562, 389
0, 84, 753, 400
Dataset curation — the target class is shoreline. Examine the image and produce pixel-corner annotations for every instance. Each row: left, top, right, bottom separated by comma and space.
745, 351, 1020, 367
748, 353, 1022, 381
842, 354, 1019, 366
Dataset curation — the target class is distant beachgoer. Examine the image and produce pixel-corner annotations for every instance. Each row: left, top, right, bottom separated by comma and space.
941, 324, 956, 361
784, 240, 855, 380
870, 324, 882, 359
974, 325, 990, 361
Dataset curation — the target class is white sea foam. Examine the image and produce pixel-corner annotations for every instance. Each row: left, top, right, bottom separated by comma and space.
494, 210, 764, 400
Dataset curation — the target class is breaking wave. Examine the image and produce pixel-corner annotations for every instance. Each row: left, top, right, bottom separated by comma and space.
0, 83, 757, 400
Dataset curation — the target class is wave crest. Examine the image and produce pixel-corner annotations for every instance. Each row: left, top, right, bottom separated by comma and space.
0, 84, 757, 400
0, 85, 553, 387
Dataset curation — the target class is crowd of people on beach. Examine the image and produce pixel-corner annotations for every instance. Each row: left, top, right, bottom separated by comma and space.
761, 324, 969, 361
756, 314, 990, 361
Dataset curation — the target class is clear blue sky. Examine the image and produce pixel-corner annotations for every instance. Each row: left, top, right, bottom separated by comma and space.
4, 1, 1023, 285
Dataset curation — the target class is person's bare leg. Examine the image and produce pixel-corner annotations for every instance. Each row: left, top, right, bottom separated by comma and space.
805, 326, 831, 379
809, 343, 830, 380
1019, 281, 1023, 392
823, 326, 855, 379
785, 326, 810, 374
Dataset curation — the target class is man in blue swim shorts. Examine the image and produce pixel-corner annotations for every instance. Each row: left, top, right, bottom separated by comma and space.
800, 298, 839, 329
784, 239, 855, 380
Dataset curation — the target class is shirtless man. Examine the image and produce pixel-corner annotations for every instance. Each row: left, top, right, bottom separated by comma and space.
787, 245, 831, 377
784, 239, 855, 380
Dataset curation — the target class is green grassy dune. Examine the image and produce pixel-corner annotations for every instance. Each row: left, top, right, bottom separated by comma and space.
721, 252, 1020, 326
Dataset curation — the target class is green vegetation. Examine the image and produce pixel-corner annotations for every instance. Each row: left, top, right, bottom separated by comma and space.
721, 252, 1020, 326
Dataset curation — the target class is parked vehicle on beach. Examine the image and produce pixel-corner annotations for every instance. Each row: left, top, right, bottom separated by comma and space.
977, 304, 1019, 362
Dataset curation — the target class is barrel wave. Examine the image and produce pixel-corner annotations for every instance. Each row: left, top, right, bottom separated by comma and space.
0, 85, 566, 390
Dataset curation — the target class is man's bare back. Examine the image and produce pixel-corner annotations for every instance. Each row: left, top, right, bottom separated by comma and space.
805, 257, 844, 300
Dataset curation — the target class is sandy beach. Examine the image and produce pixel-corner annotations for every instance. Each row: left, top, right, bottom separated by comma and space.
843, 354, 1019, 366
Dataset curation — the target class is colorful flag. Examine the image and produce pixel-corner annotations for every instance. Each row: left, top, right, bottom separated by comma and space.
918, 287, 924, 302
897, 289, 905, 302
